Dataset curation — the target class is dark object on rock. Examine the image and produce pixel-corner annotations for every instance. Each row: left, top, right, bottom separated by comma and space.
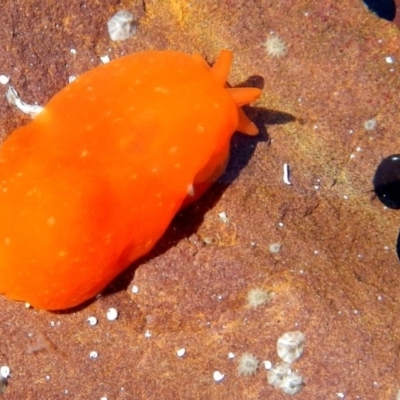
373, 154, 400, 209
363, 0, 396, 21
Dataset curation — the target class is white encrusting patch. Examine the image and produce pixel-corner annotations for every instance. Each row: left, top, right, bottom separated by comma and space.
6, 86, 44, 118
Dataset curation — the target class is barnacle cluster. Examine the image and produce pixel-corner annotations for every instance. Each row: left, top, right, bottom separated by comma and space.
267, 331, 305, 395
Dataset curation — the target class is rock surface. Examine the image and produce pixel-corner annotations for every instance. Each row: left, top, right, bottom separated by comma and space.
0, 0, 399, 398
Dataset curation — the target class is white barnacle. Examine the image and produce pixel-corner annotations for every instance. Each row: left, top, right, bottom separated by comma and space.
277, 331, 305, 363
107, 10, 137, 41
264, 35, 287, 58
279, 370, 304, 395
237, 353, 259, 376
247, 288, 274, 308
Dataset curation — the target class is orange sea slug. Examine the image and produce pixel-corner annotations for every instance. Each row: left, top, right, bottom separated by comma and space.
0, 50, 261, 310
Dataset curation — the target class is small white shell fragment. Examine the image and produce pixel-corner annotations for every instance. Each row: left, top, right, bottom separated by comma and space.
100, 397, 108, 400
283, 163, 292, 185
107, 10, 137, 41
0, 75, 10, 85
69, 48, 77, 55
277, 331, 305, 363
213, 371, 225, 382
0, 366, 10, 379
131, 285, 139, 294
176, 348, 186, 357
228, 352, 235, 359
144, 330, 152, 338
25, 302, 31, 308
89, 351, 99, 359
263, 360, 272, 370
100, 55, 110, 64
218, 211, 229, 223
6, 86, 43, 118
68, 75, 77, 83
336, 393, 345, 399
87, 316, 98, 326
385, 56, 394, 64
269, 243, 281, 253
106, 307, 118, 321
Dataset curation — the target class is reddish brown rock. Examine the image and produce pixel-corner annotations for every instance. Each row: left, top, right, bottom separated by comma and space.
0, 0, 399, 398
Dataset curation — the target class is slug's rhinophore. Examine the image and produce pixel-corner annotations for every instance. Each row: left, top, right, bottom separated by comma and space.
0, 50, 261, 310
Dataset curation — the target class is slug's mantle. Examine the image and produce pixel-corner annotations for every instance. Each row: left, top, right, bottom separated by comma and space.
0, 50, 261, 310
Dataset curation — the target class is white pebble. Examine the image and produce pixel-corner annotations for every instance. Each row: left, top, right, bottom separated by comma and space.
89, 351, 98, 359
100, 55, 110, 64
228, 352, 235, 359
70, 48, 77, 55
277, 331, 305, 363
0, 75, 10, 85
385, 56, 394, 64
0, 366, 10, 379
87, 316, 98, 326
131, 285, 139, 294
106, 307, 118, 321
176, 348, 186, 357
263, 360, 272, 370
144, 330, 152, 338
213, 371, 225, 382
107, 10, 137, 41
218, 211, 229, 223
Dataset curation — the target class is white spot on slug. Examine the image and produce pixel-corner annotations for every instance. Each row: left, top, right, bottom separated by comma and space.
187, 184, 195, 197
47, 217, 55, 226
